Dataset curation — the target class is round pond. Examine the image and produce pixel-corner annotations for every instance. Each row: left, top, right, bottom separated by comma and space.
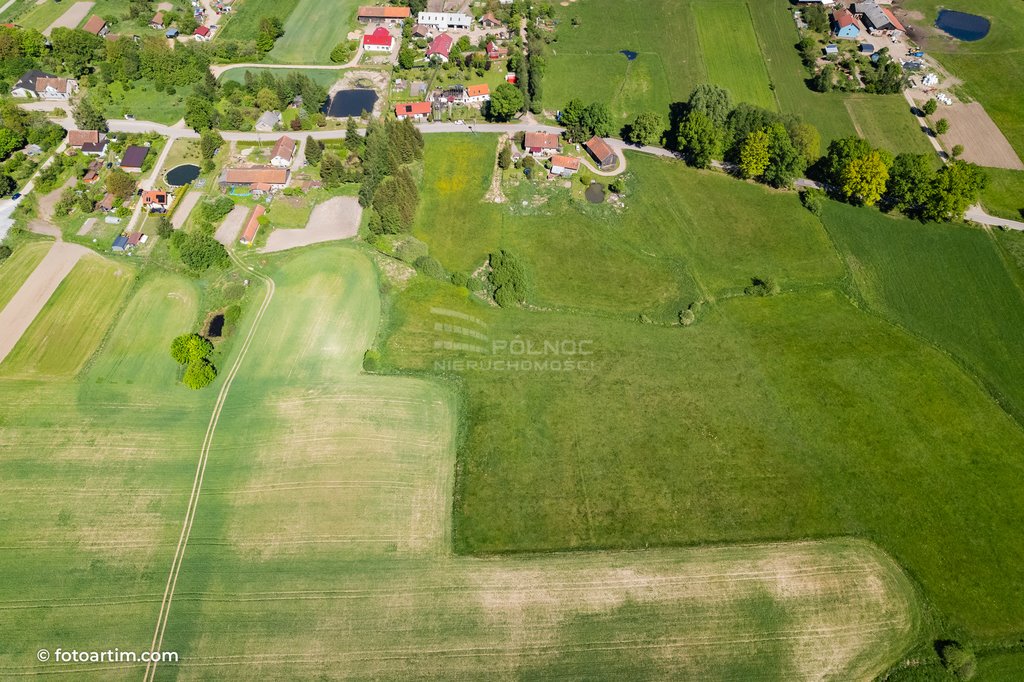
585, 182, 606, 204
935, 10, 990, 41
166, 163, 200, 187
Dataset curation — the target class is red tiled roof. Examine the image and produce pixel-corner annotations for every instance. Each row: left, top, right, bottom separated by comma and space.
223, 167, 289, 184
466, 84, 489, 97
524, 131, 559, 150
270, 136, 296, 160
82, 16, 107, 35
881, 7, 906, 32
127, 232, 143, 245
241, 205, 265, 244
194, 25, 210, 36
395, 101, 431, 117
142, 190, 167, 205
362, 26, 393, 47
584, 135, 615, 163
68, 130, 100, 147
833, 9, 855, 27
551, 155, 580, 170
358, 6, 411, 19
426, 33, 453, 58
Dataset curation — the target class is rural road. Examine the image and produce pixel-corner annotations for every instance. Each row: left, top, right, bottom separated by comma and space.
0, 141, 68, 240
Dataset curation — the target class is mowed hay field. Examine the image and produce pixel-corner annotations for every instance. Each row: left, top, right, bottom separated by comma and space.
139, 246, 919, 679
0, 254, 134, 378
692, 0, 776, 111
0, 270, 216, 680
218, 67, 343, 88
391, 135, 1024, 642
0, 241, 50, 310
268, 0, 360, 64
218, 0, 300, 43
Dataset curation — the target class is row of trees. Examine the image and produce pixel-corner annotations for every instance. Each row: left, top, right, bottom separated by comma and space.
360, 119, 425, 235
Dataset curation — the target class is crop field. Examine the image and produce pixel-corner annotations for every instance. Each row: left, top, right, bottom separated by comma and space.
692, 1, 776, 110
0, 241, 49, 311
16, 0, 80, 32
393, 135, 1024, 644
0, 254, 134, 378
268, 0, 360, 64
218, 0, 300, 43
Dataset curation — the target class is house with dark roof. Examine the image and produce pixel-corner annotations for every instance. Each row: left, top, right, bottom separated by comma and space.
411, 23, 430, 38
82, 16, 109, 36
165, 27, 179, 38
255, 110, 282, 132
112, 235, 129, 252
425, 33, 453, 62
831, 8, 860, 38
523, 131, 560, 156
584, 136, 616, 170
120, 145, 150, 172
270, 136, 296, 167
11, 70, 77, 100
855, 2, 905, 34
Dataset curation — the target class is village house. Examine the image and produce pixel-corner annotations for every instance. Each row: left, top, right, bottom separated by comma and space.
550, 155, 580, 176
362, 26, 394, 52
465, 84, 490, 104
82, 15, 109, 37
523, 131, 560, 156
219, 166, 290, 193
425, 33, 453, 62
96, 193, 117, 213
584, 135, 616, 170
357, 5, 411, 24
68, 130, 107, 155
831, 8, 860, 38
10, 70, 77, 100
141, 190, 170, 213
479, 12, 503, 30
240, 205, 265, 245
255, 110, 282, 132
149, 12, 165, 29
270, 136, 296, 167
395, 101, 431, 121
194, 25, 211, 41
82, 159, 103, 184
120, 145, 150, 172
855, 1, 905, 35
486, 40, 508, 60
417, 11, 471, 30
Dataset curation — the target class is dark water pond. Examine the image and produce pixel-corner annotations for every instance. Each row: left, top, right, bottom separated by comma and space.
323, 89, 378, 117
166, 164, 200, 186
207, 314, 224, 338
585, 182, 605, 204
620, 50, 637, 60
935, 10, 990, 41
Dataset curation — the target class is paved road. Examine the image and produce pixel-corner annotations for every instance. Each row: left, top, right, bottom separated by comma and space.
0, 141, 68, 240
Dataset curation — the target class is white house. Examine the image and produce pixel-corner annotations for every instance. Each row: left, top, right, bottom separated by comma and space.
11, 70, 77, 100
465, 84, 490, 104
361, 26, 394, 52
416, 11, 471, 30
270, 136, 296, 167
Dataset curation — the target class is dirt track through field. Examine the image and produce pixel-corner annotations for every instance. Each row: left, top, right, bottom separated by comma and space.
171, 191, 203, 229
0, 242, 91, 364
43, 0, 94, 36
262, 196, 362, 253
214, 205, 250, 246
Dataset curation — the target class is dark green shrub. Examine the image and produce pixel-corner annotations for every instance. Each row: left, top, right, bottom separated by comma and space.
413, 255, 447, 280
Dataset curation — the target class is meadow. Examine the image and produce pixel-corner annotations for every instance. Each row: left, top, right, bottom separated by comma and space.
0, 241, 49, 311
979, 168, 1024, 221
218, 0, 300, 43
388, 135, 1024, 648
267, 0, 360, 64
692, 0, 776, 111
217, 67, 343, 87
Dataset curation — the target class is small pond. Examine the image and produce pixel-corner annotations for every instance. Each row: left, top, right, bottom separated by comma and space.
585, 182, 605, 204
206, 313, 225, 338
324, 89, 379, 118
166, 163, 200, 187
935, 10, 990, 41
620, 50, 638, 60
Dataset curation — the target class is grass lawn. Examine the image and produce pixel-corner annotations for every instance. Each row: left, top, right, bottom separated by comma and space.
163, 138, 203, 170
217, 66, 344, 87
0, 254, 134, 377
979, 167, 1024, 221
218, 0, 300, 43
903, 0, 1024, 159
843, 94, 940, 157
264, 194, 312, 229
0, 241, 50, 311
100, 81, 194, 126
692, 0, 776, 110
17, 0, 74, 31
268, 0, 360, 64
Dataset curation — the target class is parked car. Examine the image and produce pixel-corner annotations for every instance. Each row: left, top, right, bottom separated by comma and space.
124, 113, 135, 120
11, 193, 21, 200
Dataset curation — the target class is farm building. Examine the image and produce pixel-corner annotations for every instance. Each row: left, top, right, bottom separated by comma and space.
395, 101, 431, 121
270, 136, 296, 167
120, 145, 150, 172
111, 235, 129, 252
240, 205, 265, 245
855, 2, 905, 33
255, 110, 282, 132
417, 12, 471, 30
82, 16, 109, 36
411, 24, 430, 38
219, 167, 290, 193
357, 6, 411, 24
426, 33, 453, 62
362, 26, 394, 51
584, 136, 616, 170
831, 9, 860, 38
550, 155, 580, 175
523, 131, 560, 156
799, 0, 835, 5
10, 70, 77, 100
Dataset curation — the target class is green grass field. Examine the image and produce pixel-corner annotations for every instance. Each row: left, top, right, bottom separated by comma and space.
843, 94, 939, 157
17, 0, 75, 31
389, 135, 1024, 645
267, 0, 360, 64
100, 81, 194, 126
0, 255, 134, 377
218, 0, 300, 43
0, 241, 50, 311
979, 168, 1024, 221
692, 0, 776, 110
217, 67, 343, 87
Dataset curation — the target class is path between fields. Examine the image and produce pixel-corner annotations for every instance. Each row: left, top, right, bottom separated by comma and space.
0, 241, 90, 364
170, 190, 202, 230
0, 0, 18, 17
143, 248, 275, 682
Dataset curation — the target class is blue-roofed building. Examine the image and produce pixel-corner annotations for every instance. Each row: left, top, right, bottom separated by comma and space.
112, 235, 129, 252
165, 28, 179, 38
824, 44, 839, 55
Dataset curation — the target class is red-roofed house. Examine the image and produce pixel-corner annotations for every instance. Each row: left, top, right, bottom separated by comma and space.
240, 205, 265, 245
395, 101, 431, 121
270, 136, 296, 167
523, 131, 560, 156
486, 40, 508, 60
426, 33, 453, 62
194, 25, 211, 41
82, 16, 109, 36
362, 26, 394, 51
465, 84, 490, 104
141, 190, 169, 212
584, 135, 616, 170
550, 155, 580, 175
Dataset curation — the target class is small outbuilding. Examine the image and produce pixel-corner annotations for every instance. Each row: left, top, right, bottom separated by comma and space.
584, 135, 616, 170
120, 145, 150, 172
240, 205, 265, 245
550, 155, 580, 175
112, 235, 129, 251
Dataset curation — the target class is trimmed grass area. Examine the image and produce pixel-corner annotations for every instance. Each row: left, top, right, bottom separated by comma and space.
903, 0, 1024, 158
218, 0, 300, 43
0, 241, 50, 311
0, 254, 134, 377
268, 0, 360, 64
979, 168, 1024, 221
100, 81, 194, 126
217, 67, 343, 87
693, 0, 776, 110
16, 0, 74, 31
843, 94, 940, 157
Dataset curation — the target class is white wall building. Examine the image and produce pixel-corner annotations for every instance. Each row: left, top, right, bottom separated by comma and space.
417, 12, 472, 30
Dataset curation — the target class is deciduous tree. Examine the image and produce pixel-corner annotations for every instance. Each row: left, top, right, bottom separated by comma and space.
488, 82, 524, 121
678, 110, 721, 169
839, 150, 890, 206
738, 129, 771, 179
626, 111, 663, 147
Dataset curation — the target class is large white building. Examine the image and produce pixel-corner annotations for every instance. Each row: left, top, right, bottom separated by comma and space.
416, 12, 472, 30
